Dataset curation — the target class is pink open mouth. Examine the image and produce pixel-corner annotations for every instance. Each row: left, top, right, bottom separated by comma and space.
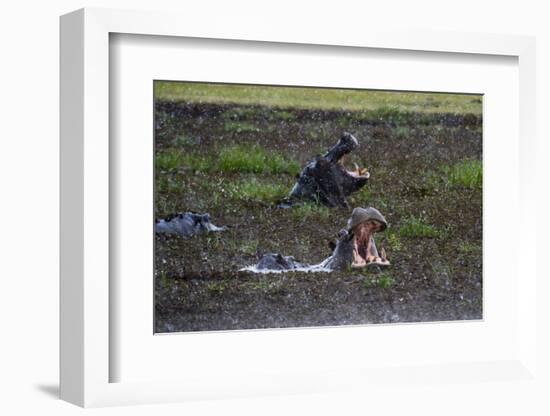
351, 224, 390, 268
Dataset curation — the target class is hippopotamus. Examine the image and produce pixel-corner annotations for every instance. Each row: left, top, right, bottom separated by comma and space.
155, 212, 226, 238
287, 132, 370, 208
246, 207, 390, 272
322, 207, 390, 270
255, 253, 305, 271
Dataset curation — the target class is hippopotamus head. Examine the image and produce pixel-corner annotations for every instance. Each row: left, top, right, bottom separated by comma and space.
289, 132, 370, 208
323, 207, 390, 271
155, 212, 226, 238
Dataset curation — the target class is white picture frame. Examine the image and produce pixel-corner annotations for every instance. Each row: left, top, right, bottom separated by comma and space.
60, 8, 538, 408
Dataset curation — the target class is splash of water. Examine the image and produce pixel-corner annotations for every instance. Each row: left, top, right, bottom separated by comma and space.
240, 259, 333, 274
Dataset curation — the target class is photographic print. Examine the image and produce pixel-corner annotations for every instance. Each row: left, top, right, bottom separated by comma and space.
154, 81, 482, 333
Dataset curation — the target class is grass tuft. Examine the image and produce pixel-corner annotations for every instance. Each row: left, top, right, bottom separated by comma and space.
458, 241, 482, 254
385, 230, 403, 251
218, 145, 299, 175
239, 240, 259, 255
442, 159, 482, 189
291, 203, 331, 221
399, 216, 440, 238
156, 152, 185, 172
363, 273, 395, 289
224, 121, 260, 133
156, 151, 211, 172
206, 281, 227, 296
225, 178, 288, 203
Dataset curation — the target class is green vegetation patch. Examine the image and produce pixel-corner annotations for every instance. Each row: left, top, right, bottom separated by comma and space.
225, 177, 288, 203
291, 203, 331, 221
223, 121, 260, 133
206, 280, 228, 296
218, 145, 300, 175
399, 216, 440, 238
363, 273, 395, 290
458, 241, 482, 255
442, 159, 482, 189
156, 145, 300, 176
385, 230, 403, 251
155, 81, 482, 115
242, 277, 286, 295
156, 151, 212, 173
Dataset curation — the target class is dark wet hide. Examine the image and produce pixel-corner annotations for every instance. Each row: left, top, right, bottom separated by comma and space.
155, 212, 225, 238
287, 132, 369, 207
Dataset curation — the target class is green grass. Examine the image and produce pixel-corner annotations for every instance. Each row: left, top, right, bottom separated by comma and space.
242, 277, 286, 295
156, 175, 182, 195
442, 159, 482, 189
238, 239, 259, 255
218, 145, 300, 175
394, 125, 412, 139
385, 230, 403, 251
156, 151, 212, 172
225, 177, 288, 203
224, 121, 260, 133
399, 216, 440, 238
349, 186, 372, 204
363, 273, 395, 289
155, 81, 482, 114
156, 145, 299, 176
291, 203, 331, 221
156, 152, 186, 171
458, 241, 482, 254
158, 271, 169, 289
274, 110, 296, 121
172, 134, 197, 147
206, 281, 227, 296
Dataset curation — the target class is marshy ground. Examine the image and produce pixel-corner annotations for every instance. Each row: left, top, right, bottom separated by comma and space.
154, 84, 482, 333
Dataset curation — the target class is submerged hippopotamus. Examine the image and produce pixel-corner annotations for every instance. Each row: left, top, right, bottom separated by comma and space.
155, 212, 226, 238
247, 207, 390, 272
287, 132, 370, 208
255, 253, 305, 271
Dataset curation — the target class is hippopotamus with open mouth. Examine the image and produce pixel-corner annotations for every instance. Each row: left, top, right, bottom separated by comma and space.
322, 207, 390, 271
287, 132, 370, 208
155, 212, 226, 238
245, 207, 390, 273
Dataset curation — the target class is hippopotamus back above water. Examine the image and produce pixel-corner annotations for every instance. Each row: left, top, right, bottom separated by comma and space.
287, 132, 370, 208
255, 253, 305, 271
155, 212, 226, 238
